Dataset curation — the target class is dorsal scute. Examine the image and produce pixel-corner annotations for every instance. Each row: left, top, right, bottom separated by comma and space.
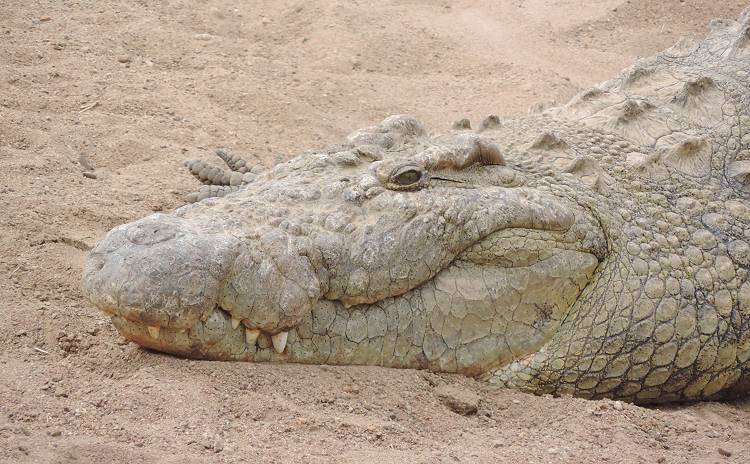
530, 8, 750, 198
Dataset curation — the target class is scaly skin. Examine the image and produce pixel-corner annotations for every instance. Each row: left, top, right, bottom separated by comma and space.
82, 10, 750, 404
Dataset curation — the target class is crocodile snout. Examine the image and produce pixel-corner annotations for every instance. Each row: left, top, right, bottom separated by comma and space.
82, 211, 326, 357
82, 214, 241, 330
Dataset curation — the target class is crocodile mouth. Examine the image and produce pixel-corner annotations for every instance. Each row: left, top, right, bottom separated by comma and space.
102, 215, 605, 371
82, 181, 607, 372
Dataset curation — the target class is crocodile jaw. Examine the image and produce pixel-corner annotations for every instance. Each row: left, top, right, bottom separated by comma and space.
106, 241, 599, 376
82, 189, 604, 374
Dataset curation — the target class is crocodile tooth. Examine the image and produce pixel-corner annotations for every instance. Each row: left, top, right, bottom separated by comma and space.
271, 331, 288, 353
231, 317, 241, 330
245, 328, 260, 346
147, 326, 160, 339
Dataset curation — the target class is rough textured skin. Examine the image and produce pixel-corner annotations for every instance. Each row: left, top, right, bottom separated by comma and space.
82, 10, 750, 404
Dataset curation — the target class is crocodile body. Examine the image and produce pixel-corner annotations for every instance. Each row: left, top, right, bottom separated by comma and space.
82, 10, 750, 404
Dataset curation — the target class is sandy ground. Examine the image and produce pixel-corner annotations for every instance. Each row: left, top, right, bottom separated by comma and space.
2, 0, 750, 462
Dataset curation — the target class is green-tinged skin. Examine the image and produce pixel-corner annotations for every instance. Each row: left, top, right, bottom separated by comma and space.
83, 10, 750, 404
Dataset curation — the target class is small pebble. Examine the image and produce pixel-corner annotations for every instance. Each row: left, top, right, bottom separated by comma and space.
435, 385, 480, 416
117, 55, 131, 63
83, 171, 97, 179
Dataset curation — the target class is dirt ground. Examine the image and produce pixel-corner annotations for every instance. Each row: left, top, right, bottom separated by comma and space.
1, 0, 749, 462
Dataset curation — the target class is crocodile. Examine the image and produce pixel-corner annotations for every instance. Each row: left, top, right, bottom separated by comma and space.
82, 10, 750, 404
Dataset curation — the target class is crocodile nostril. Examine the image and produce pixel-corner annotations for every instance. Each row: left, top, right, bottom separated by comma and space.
88, 255, 105, 272
126, 215, 177, 245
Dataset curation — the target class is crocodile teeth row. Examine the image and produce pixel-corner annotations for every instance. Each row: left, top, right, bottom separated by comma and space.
244, 329, 288, 353
146, 322, 288, 354
149, 326, 186, 338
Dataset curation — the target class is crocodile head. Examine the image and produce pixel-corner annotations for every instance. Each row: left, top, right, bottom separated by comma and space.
82, 115, 606, 374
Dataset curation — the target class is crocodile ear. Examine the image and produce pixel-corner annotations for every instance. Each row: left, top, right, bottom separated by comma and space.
454, 134, 505, 167
475, 139, 505, 166
418, 134, 505, 171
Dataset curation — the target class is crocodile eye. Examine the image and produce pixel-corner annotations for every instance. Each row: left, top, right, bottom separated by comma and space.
394, 169, 421, 185
388, 165, 427, 190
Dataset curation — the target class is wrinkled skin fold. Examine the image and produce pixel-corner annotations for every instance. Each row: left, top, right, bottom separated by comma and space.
83, 9, 750, 404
